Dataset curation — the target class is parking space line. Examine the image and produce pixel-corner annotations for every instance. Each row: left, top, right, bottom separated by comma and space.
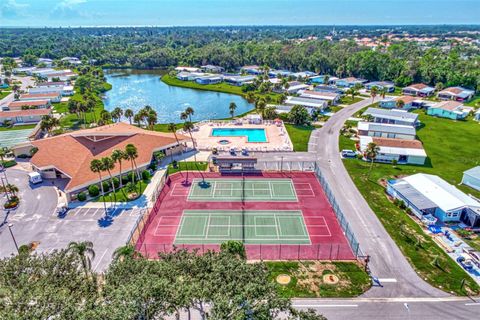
93, 248, 109, 272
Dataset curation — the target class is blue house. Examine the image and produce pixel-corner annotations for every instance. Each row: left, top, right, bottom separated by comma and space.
379, 96, 418, 110
195, 75, 223, 85
309, 75, 338, 85
475, 109, 480, 121
426, 101, 469, 120
335, 77, 367, 88
387, 174, 480, 227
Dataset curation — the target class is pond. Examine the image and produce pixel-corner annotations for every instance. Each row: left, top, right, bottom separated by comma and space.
103, 69, 254, 123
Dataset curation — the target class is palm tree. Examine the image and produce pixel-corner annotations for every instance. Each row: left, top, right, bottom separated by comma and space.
99, 110, 111, 125
185, 106, 194, 122
133, 113, 142, 127
255, 99, 266, 118
101, 157, 117, 204
229, 102, 237, 119
111, 107, 124, 123
323, 75, 330, 85
365, 142, 380, 178
346, 88, 358, 101
90, 159, 106, 212
124, 108, 134, 124
396, 99, 405, 109
379, 87, 387, 99
183, 121, 197, 162
146, 110, 158, 130
40, 115, 59, 135
370, 86, 378, 103
125, 143, 141, 193
111, 149, 126, 188
6, 184, 18, 197
167, 123, 180, 164
68, 241, 95, 277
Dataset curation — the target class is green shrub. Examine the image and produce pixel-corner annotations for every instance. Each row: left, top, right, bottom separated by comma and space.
220, 240, 246, 259
1, 160, 17, 168
88, 184, 100, 197
148, 162, 157, 171
142, 170, 151, 181
112, 177, 120, 188
121, 175, 130, 185
127, 171, 137, 182
77, 192, 87, 201
102, 181, 110, 192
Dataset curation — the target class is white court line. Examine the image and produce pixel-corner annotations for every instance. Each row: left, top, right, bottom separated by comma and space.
93, 248, 109, 272
465, 303, 480, 306
170, 183, 189, 196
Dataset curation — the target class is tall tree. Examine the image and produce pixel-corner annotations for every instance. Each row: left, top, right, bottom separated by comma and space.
124, 108, 134, 124
90, 159, 107, 212
111, 149, 126, 188
101, 157, 117, 204
228, 102, 237, 119
365, 142, 380, 178
67, 241, 96, 278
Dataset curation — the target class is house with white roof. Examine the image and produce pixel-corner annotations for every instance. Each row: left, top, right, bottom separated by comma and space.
298, 90, 341, 105
387, 174, 480, 227
357, 122, 417, 140
200, 65, 224, 73
462, 166, 480, 192
427, 101, 469, 120
365, 81, 395, 93
334, 77, 367, 88
284, 96, 328, 110
359, 136, 427, 165
284, 82, 309, 94
475, 109, 480, 121
175, 66, 201, 73
362, 107, 419, 127
223, 75, 257, 86
379, 95, 421, 110
437, 87, 475, 102
402, 83, 435, 97
291, 71, 316, 80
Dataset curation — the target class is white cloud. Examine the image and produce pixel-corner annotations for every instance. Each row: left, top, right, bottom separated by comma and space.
51, 0, 89, 19
0, 0, 29, 19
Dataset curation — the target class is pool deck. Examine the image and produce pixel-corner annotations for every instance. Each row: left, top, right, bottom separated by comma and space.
185, 120, 293, 152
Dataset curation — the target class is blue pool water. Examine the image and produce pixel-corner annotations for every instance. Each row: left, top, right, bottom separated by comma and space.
211, 128, 267, 143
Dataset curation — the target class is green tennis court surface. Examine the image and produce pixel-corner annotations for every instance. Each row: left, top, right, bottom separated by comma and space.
174, 210, 310, 244
188, 178, 297, 202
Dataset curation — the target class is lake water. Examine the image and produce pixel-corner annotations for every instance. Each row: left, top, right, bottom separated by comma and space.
103, 69, 253, 123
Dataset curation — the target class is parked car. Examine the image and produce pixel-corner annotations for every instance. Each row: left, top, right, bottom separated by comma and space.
341, 149, 357, 158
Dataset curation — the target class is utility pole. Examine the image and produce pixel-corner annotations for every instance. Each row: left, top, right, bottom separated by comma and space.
8, 224, 19, 253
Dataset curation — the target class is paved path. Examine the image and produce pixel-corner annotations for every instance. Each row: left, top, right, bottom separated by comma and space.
0, 76, 34, 108
310, 98, 447, 298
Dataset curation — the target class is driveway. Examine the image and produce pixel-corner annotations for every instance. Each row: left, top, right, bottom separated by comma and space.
0, 168, 144, 272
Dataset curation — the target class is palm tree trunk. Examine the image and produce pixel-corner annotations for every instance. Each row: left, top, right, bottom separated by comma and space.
368, 158, 374, 178
98, 172, 106, 212
106, 169, 117, 204
118, 161, 123, 188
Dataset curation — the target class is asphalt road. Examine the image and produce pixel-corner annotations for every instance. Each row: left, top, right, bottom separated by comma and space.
0, 76, 35, 108
310, 97, 447, 298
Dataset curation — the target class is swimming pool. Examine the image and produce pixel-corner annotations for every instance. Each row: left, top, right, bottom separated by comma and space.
211, 128, 267, 143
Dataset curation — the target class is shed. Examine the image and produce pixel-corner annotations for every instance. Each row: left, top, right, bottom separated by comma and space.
462, 166, 480, 192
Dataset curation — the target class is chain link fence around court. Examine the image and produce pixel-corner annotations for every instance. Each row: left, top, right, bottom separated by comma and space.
130, 160, 363, 261
137, 243, 356, 261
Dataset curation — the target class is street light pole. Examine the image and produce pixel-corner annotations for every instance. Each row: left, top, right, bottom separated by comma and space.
1, 176, 10, 201
7, 223, 19, 253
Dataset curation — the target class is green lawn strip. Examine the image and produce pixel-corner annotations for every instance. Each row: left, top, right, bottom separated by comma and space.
340, 96, 364, 105
284, 124, 316, 152
0, 124, 36, 131
0, 91, 12, 99
341, 112, 480, 295
464, 95, 480, 107
266, 261, 371, 298
95, 179, 149, 203
162, 74, 244, 95
167, 161, 208, 175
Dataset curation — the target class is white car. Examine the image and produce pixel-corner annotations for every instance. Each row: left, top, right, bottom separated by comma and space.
341, 149, 357, 158
28, 172, 43, 184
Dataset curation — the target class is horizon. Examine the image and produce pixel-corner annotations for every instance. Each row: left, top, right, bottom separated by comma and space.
1, 0, 479, 27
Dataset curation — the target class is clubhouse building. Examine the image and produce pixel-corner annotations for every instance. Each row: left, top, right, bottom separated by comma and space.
30, 123, 189, 202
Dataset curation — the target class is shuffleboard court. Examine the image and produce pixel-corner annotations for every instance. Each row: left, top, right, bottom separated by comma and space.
188, 178, 297, 202
174, 210, 310, 244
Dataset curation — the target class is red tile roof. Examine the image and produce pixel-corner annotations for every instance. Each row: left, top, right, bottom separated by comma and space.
0, 109, 51, 118
20, 93, 61, 99
372, 137, 424, 149
394, 96, 417, 104
407, 83, 428, 90
432, 101, 463, 111
31, 122, 190, 192
9, 100, 50, 108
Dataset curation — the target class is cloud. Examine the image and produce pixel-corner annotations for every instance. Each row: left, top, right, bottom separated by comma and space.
50, 0, 90, 19
0, 0, 29, 19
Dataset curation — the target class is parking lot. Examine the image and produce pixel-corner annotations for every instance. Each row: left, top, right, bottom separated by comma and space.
0, 169, 145, 272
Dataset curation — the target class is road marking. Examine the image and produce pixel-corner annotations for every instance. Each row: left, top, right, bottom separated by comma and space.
465, 303, 480, 306
293, 304, 358, 308
93, 248, 109, 272
378, 278, 397, 283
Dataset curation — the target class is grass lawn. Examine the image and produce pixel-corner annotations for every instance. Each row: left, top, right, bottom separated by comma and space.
95, 179, 149, 203
162, 74, 244, 95
266, 261, 371, 298
167, 161, 208, 175
53, 92, 106, 130
340, 96, 364, 105
0, 124, 36, 131
284, 124, 316, 152
340, 112, 480, 295
0, 91, 12, 99
464, 94, 480, 107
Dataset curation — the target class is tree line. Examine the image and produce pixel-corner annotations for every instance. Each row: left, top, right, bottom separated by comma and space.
0, 28, 478, 90
0, 241, 326, 320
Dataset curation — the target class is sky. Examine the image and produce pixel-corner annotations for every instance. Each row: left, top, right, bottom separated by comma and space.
0, 0, 479, 27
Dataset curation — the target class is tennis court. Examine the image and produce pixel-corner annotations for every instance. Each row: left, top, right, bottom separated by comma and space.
174, 210, 310, 244
187, 178, 297, 202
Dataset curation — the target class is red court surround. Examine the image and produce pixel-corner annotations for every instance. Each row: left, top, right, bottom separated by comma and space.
136, 171, 355, 260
